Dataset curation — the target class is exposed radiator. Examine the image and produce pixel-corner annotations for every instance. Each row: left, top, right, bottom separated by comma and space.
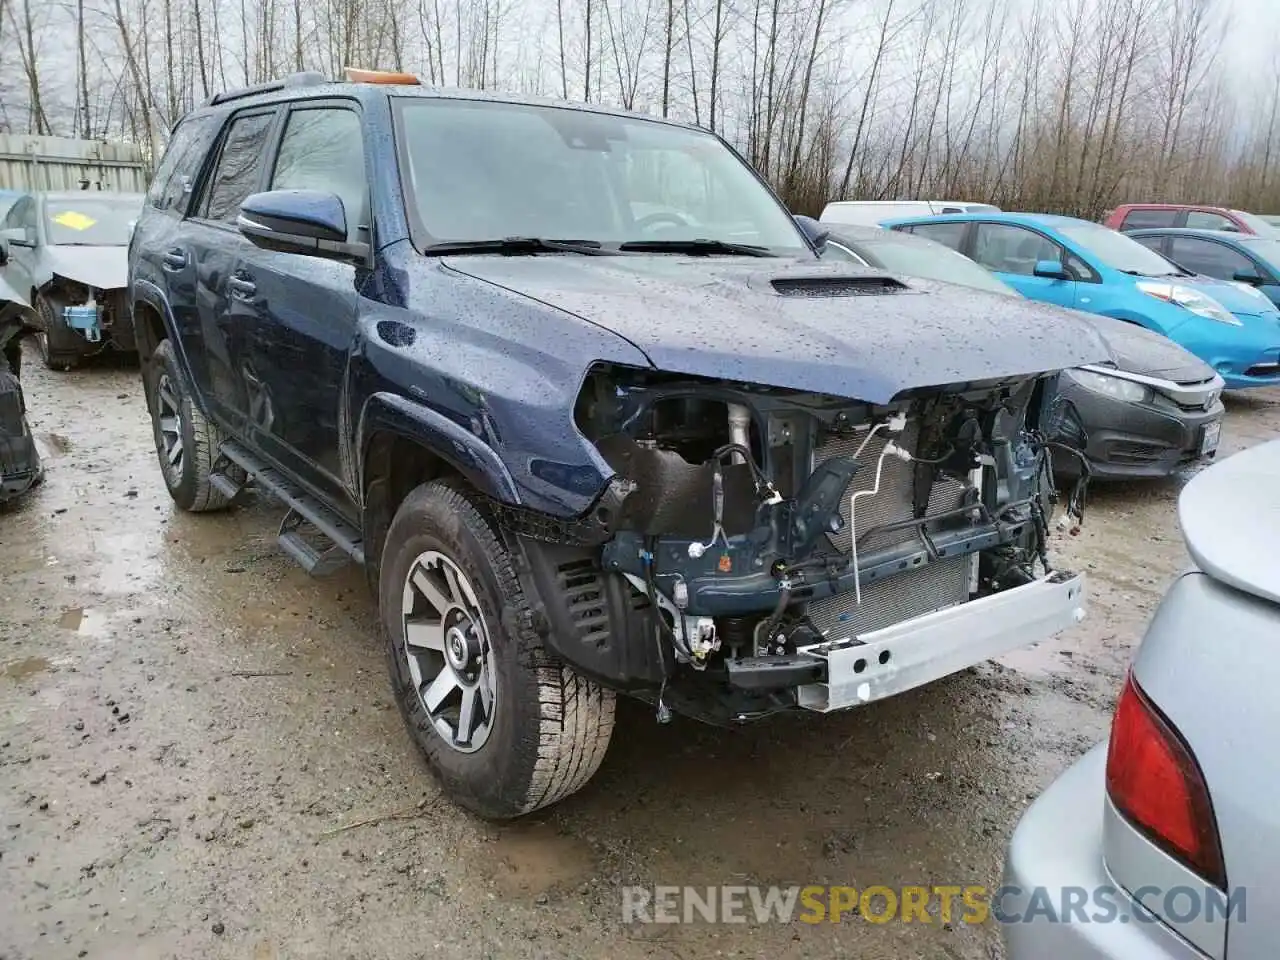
804, 423, 974, 637
804, 555, 971, 639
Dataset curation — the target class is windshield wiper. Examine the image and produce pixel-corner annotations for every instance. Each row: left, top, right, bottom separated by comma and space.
1119, 268, 1183, 277
616, 238, 776, 257
423, 237, 611, 256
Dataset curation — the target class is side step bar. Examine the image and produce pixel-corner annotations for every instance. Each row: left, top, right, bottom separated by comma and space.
216, 440, 364, 575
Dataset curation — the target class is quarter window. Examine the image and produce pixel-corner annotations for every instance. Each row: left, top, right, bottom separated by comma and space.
269, 108, 368, 241
148, 116, 219, 214
197, 112, 276, 222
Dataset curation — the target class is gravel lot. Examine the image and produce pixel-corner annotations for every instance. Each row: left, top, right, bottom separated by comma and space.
3, 342, 1277, 960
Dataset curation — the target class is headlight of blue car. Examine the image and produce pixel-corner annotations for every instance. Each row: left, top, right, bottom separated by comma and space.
1135, 280, 1242, 326
1068, 367, 1150, 403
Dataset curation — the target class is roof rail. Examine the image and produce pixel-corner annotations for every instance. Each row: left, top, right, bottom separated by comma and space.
206, 71, 328, 107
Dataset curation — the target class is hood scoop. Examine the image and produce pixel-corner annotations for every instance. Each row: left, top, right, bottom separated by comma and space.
770, 275, 910, 298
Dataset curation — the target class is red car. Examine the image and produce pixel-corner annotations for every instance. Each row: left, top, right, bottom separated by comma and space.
1103, 203, 1278, 235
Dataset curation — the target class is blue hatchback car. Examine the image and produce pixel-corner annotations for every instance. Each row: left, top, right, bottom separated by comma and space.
1124, 227, 1280, 309
884, 212, 1280, 389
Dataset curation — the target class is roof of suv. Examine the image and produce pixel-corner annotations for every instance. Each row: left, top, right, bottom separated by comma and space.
188, 76, 706, 134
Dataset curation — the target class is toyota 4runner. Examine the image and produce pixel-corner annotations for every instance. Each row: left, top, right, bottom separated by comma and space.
128, 69, 1107, 819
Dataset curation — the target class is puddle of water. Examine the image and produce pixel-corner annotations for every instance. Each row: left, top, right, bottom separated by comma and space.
58, 606, 112, 638
487, 822, 596, 897
3, 656, 50, 680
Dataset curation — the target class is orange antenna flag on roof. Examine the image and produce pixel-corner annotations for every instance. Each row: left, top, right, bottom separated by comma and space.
344, 67, 420, 84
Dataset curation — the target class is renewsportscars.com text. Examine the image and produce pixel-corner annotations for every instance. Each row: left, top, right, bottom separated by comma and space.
621, 884, 1246, 925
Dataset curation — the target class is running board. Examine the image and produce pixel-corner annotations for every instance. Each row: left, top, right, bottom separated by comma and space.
218, 440, 365, 574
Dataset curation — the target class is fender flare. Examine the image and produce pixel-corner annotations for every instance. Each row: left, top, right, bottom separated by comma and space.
130, 278, 215, 408
357, 391, 521, 504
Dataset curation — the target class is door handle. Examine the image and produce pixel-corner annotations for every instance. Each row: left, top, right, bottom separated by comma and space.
227, 276, 256, 299
161, 249, 187, 270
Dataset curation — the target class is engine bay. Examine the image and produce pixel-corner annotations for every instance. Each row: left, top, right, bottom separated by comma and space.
515, 362, 1089, 724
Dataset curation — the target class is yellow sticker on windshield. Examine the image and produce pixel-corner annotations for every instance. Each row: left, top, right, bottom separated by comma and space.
53, 211, 96, 231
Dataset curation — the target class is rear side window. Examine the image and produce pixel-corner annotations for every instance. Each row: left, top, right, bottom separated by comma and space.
197, 112, 276, 222
1120, 209, 1177, 230
1184, 211, 1234, 230
147, 116, 219, 214
269, 107, 368, 241
906, 220, 968, 251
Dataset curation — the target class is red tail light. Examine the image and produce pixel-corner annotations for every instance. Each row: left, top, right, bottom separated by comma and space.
1105, 673, 1226, 890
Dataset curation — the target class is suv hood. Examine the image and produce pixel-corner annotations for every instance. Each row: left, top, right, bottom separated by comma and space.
444, 256, 1111, 403
1076, 312, 1214, 383
1180, 439, 1280, 605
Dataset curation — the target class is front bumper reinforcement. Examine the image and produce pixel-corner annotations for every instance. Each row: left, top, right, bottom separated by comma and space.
794, 570, 1086, 712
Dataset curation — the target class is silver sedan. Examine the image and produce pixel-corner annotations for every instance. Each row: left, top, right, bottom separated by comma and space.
1002, 438, 1279, 959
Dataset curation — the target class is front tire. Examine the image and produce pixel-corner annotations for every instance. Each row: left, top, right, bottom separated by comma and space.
380, 481, 616, 819
34, 293, 84, 371
145, 339, 241, 512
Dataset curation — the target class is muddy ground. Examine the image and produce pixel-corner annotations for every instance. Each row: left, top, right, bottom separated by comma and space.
2, 342, 1277, 960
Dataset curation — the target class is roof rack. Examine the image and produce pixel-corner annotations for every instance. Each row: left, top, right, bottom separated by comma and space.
206, 71, 328, 106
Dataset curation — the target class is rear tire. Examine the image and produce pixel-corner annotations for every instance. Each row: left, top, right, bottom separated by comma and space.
34, 293, 84, 371
145, 339, 241, 512
380, 481, 616, 819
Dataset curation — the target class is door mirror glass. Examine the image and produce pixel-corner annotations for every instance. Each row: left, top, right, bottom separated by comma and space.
238, 190, 363, 260
1033, 259, 1071, 280
793, 214, 829, 252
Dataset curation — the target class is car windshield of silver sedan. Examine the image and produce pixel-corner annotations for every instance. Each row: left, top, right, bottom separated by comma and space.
395, 98, 811, 256
1057, 221, 1185, 278
44, 198, 139, 246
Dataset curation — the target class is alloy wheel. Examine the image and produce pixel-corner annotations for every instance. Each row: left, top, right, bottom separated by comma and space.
401, 550, 497, 753
155, 373, 185, 480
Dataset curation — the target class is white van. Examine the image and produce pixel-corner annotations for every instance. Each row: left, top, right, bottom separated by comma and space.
819, 200, 999, 228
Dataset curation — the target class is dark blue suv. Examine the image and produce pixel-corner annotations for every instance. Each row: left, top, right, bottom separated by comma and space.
128, 70, 1107, 819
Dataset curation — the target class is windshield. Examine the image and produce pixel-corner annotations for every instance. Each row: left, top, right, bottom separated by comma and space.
1231, 210, 1280, 238
1056, 221, 1183, 276
861, 236, 1018, 296
44, 196, 141, 246
394, 98, 810, 255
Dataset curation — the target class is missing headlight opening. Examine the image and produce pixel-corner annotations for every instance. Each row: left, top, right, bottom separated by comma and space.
510, 363, 1088, 726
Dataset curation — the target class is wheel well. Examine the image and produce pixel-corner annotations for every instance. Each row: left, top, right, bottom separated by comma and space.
361, 433, 460, 591
132, 301, 166, 364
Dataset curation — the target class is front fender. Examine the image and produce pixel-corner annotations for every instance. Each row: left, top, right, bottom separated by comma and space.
131, 278, 214, 413
357, 391, 521, 504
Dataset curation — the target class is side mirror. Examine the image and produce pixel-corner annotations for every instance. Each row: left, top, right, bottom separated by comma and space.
1233, 269, 1264, 286
237, 190, 366, 261
1, 226, 29, 248
0, 237, 8, 267
1033, 259, 1071, 280
793, 214, 830, 252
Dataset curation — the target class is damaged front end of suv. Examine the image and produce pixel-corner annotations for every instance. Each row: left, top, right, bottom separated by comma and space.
511, 331, 1095, 726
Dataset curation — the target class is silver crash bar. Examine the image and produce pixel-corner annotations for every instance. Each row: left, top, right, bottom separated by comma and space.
795, 571, 1086, 712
